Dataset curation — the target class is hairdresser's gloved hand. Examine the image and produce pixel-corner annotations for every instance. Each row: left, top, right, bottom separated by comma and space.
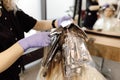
57, 16, 73, 27
101, 3, 109, 9
18, 32, 51, 51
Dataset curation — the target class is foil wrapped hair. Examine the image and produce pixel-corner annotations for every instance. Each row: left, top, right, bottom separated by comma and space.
36, 23, 107, 80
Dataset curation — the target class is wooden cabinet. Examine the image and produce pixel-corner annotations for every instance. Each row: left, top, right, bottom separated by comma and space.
86, 30, 120, 62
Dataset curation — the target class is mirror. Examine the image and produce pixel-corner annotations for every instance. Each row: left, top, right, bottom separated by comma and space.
73, 0, 120, 37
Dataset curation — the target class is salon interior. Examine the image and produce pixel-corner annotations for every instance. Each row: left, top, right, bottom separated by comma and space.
10, 0, 120, 80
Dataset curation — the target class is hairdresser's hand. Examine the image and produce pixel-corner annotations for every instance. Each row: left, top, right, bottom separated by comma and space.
101, 3, 109, 9
57, 16, 73, 27
18, 32, 51, 51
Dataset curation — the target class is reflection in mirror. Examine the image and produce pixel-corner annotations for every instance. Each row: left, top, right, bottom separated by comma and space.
73, 0, 120, 36
93, 4, 120, 33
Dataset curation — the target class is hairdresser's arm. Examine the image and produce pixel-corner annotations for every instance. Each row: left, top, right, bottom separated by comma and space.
87, 0, 100, 11
89, 5, 100, 11
0, 43, 23, 73
33, 16, 72, 31
33, 20, 56, 31
0, 32, 51, 73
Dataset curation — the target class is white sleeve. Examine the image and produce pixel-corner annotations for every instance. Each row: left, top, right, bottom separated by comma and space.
93, 18, 103, 30
114, 19, 120, 32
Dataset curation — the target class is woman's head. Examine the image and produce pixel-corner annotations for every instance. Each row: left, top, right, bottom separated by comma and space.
2, 0, 17, 11
103, 4, 116, 17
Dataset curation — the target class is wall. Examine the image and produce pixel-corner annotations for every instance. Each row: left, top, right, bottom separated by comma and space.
17, 0, 41, 20
46, 0, 74, 19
